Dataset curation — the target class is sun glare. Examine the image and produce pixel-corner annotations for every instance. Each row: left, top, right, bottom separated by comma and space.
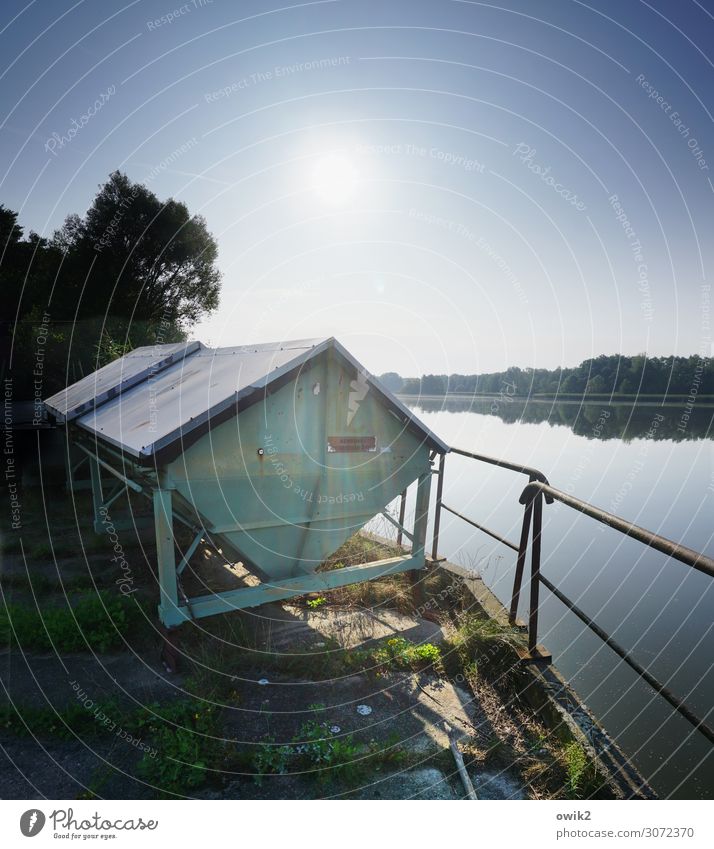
310, 152, 360, 205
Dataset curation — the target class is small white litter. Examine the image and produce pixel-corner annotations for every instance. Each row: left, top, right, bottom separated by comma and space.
257, 678, 270, 686
356, 704, 372, 716
330, 725, 341, 734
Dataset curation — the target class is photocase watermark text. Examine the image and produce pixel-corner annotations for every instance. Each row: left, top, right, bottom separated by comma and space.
513, 143, 586, 210
44, 86, 116, 157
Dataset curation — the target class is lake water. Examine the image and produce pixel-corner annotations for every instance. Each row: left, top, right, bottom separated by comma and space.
402, 396, 714, 799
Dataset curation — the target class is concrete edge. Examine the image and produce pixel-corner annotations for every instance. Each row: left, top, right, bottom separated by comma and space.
439, 559, 657, 800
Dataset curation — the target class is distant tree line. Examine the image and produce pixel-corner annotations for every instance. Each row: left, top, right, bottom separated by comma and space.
381, 354, 714, 398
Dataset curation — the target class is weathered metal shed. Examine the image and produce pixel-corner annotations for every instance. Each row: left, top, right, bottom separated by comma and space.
45, 337, 447, 628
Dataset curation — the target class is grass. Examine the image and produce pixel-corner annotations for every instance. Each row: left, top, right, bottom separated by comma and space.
451, 613, 526, 649
0, 698, 121, 739
0, 573, 99, 595
252, 714, 408, 787
0, 591, 147, 653
356, 636, 442, 673
258, 635, 442, 679
561, 741, 602, 799
0, 533, 23, 554
134, 701, 219, 796
254, 720, 362, 784
0, 694, 221, 798
1, 498, 617, 800
440, 613, 526, 692
318, 533, 398, 572
317, 532, 417, 613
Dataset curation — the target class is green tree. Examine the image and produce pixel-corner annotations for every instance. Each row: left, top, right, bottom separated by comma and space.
421, 374, 446, 394
585, 375, 607, 394
400, 378, 421, 394
2, 173, 222, 398
53, 171, 220, 329
378, 371, 404, 393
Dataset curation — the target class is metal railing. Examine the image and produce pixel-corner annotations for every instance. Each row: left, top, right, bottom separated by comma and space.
431, 448, 714, 746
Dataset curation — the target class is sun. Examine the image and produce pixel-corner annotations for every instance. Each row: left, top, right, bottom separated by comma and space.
310, 152, 360, 206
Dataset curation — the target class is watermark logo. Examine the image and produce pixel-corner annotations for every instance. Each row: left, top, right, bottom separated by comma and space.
44, 85, 116, 157
513, 142, 586, 211
20, 809, 46, 837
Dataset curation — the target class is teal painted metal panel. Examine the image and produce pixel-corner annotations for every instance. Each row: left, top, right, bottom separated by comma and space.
168, 349, 431, 580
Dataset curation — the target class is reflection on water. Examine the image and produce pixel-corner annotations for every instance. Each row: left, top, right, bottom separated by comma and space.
404, 396, 714, 441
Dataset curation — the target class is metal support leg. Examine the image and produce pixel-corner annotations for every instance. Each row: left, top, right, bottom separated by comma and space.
154, 486, 179, 628
64, 435, 73, 494
396, 488, 407, 547
431, 452, 445, 560
89, 456, 104, 533
411, 469, 433, 607
413, 470, 433, 563
159, 624, 181, 674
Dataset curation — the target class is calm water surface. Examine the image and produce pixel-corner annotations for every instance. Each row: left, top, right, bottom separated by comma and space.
403, 397, 714, 799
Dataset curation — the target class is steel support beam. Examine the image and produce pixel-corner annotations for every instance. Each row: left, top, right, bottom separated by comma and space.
75, 443, 143, 494
89, 455, 104, 533
154, 485, 179, 624
159, 553, 424, 627
396, 488, 407, 547
176, 531, 204, 576
431, 453, 445, 559
413, 470, 432, 562
380, 508, 414, 543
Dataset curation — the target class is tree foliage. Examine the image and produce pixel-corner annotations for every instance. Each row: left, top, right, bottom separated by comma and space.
377, 371, 404, 393
1, 173, 221, 397
398, 354, 713, 398
53, 171, 220, 326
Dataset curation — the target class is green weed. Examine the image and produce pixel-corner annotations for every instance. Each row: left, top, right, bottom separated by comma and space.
563, 741, 589, 798
135, 702, 218, 796
253, 720, 363, 785
0, 699, 120, 739
0, 591, 145, 652
347, 636, 443, 674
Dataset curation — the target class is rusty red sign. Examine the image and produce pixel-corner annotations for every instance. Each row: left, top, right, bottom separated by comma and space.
327, 436, 377, 453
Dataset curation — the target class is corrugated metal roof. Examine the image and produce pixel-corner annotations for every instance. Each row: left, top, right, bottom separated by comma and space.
74, 338, 329, 459
48, 337, 448, 460
43, 340, 202, 422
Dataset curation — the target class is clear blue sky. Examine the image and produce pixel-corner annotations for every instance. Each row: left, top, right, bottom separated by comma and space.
2, 0, 713, 376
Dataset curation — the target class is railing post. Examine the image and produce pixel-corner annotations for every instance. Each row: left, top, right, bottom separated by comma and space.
431, 452, 446, 560
396, 488, 407, 547
528, 490, 544, 656
509, 487, 534, 624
